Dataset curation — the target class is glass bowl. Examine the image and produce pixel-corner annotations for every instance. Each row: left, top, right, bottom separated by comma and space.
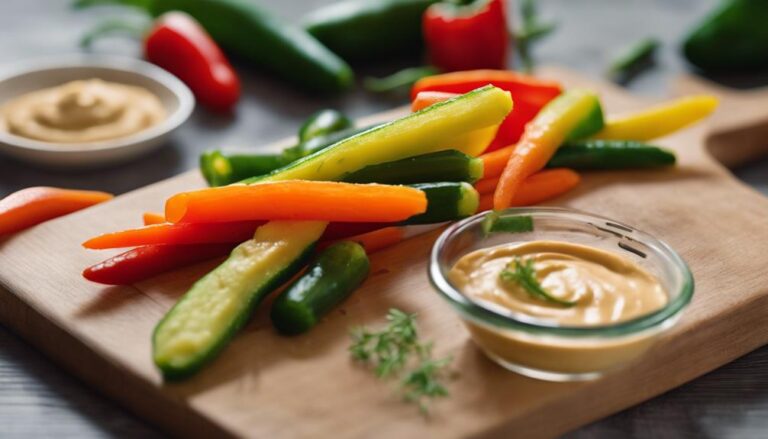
429, 207, 694, 382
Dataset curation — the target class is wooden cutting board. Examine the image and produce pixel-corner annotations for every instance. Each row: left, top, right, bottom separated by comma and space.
2, 68, 768, 439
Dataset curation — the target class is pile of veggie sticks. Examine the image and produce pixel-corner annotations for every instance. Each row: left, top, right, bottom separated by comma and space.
79, 70, 717, 380
82, 86, 510, 379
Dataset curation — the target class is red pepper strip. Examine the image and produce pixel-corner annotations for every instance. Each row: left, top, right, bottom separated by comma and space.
145, 12, 240, 112
84, 220, 397, 249
411, 70, 562, 105
83, 244, 233, 285
86, 224, 407, 285
423, 0, 509, 72
82, 221, 264, 249
0, 187, 113, 236
411, 71, 562, 150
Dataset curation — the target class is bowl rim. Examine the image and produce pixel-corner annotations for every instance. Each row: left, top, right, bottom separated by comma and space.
0, 54, 195, 154
429, 207, 695, 338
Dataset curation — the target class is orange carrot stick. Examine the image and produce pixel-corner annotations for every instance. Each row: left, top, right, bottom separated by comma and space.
165, 181, 427, 224
346, 227, 405, 254
83, 221, 264, 249
143, 212, 166, 226
0, 187, 113, 236
474, 177, 499, 195
480, 144, 515, 179
411, 91, 459, 112
477, 169, 581, 211
494, 90, 596, 210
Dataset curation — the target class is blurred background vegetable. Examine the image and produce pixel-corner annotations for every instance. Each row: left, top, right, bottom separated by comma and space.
81, 11, 240, 112
144, 12, 240, 112
423, 0, 509, 72
75, 0, 353, 93
303, 0, 438, 62
683, 0, 768, 72
608, 37, 659, 85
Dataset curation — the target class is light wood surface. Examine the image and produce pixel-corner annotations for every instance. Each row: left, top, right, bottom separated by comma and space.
673, 74, 768, 169
1, 68, 768, 439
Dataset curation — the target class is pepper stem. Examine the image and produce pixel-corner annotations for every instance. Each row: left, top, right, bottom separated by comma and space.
79, 18, 150, 49
72, 0, 152, 11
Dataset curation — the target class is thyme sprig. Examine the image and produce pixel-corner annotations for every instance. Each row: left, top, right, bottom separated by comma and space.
350, 309, 452, 414
500, 257, 577, 307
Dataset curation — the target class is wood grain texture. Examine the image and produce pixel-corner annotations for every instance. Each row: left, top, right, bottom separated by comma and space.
2, 68, 768, 438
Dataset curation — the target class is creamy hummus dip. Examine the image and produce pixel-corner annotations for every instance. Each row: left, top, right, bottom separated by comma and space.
449, 240, 668, 326
0, 79, 165, 144
448, 240, 670, 377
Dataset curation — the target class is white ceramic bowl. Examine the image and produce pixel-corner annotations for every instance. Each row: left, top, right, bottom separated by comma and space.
0, 55, 194, 168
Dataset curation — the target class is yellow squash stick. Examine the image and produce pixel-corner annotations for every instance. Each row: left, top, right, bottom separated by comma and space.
593, 95, 718, 141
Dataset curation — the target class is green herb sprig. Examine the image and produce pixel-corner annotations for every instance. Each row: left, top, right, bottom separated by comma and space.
350, 309, 452, 414
401, 355, 451, 413
515, 0, 558, 72
364, 66, 441, 94
500, 257, 576, 307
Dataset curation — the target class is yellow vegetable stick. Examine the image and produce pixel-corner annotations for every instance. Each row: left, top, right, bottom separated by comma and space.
593, 95, 719, 141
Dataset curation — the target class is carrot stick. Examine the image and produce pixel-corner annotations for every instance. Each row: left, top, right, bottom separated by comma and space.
0, 187, 113, 236
474, 177, 499, 195
83, 221, 264, 249
85, 219, 399, 249
165, 181, 427, 224
480, 144, 515, 179
345, 227, 405, 254
412, 91, 459, 112
493, 90, 596, 210
478, 168, 581, 211
143, 212, 166, 226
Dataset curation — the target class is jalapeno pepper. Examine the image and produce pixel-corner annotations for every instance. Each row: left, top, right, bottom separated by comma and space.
423, 0, 509, 72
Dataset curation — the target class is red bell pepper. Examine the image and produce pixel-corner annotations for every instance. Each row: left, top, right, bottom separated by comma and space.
423, 0, 510, 72
411, 70, 563, 150
83, 244, 233, 285
145, 12, 240, 112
